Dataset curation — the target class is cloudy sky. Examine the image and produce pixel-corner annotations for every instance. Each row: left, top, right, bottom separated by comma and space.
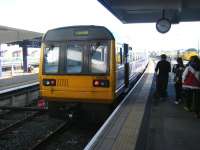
0, 0, 200, 51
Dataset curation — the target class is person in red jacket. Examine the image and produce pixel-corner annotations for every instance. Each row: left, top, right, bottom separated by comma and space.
182, 55, 200, 118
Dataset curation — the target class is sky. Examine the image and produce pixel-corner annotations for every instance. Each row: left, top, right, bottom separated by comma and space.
0, 0, 200, 51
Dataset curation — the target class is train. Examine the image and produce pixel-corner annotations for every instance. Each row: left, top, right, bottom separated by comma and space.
39, 25, 148, 117
181, 49, 198, 61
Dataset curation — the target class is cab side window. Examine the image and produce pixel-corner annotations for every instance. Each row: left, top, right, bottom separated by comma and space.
116, 46, 124, 65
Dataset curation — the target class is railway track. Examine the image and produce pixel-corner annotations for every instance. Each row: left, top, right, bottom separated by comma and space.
0, 113, 65, 150
30, 117, 102, 150
0, 106, 101, 150
0, 111, 42, 136
30, 120, 71, 150
0, 105, 100, 150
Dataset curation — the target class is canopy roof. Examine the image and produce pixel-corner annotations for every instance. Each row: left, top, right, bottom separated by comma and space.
98, 0, 200, 23
0, 25, 42, 44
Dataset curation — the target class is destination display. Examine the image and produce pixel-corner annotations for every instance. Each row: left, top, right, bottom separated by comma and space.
74, 30, 89, 36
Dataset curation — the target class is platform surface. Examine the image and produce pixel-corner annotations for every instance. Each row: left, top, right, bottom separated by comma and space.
145, 72, 200, 150
0, 73, 38, 91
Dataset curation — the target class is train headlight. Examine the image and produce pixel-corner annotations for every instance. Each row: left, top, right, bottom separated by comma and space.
93, 80, 109, 87
94, 80, 100, 86
46, 80, 50, 85
43, 79, 56, 86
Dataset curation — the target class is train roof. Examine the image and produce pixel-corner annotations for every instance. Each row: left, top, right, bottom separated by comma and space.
43, 25, 115, 42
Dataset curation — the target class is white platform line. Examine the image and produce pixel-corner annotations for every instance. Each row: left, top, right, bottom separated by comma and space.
0, 81, 39, 95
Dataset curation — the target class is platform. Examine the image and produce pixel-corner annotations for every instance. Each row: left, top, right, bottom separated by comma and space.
0, 73, 38, 91
145, 73, 200, 150
85, 59, 200, 150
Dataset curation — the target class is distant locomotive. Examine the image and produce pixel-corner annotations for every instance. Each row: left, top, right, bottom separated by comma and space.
181, 49, 198, 61
39, 25, 148, 116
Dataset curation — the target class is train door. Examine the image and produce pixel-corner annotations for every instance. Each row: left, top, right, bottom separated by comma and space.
115, 43, 129, 95
116, 45, 124, 91
123, 43, 129, 88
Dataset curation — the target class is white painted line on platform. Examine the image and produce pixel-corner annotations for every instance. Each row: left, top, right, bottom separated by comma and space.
0, 81, 39, 95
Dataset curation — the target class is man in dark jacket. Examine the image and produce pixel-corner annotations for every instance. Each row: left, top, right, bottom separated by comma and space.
155, 54, 171, 98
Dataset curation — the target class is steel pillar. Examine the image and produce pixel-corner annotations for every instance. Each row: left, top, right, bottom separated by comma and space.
22, 45, 28, 72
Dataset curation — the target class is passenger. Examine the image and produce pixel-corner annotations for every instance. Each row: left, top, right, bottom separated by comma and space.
155, 54, 171, 98
182, 56, 200, 118
172, 57, 185, 104
28, 64, 34, 73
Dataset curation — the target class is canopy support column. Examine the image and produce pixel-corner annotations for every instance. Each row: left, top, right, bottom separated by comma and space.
22, 45, 28, 72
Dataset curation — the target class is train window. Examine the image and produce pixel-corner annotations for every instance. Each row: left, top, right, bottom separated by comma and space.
44, 46, 59, 73
90, 42, 108, 73
116, 48, 120, 64
65, 44, 83, 73
128, 52, 133, 62
119, 47, 124, 64
116, 46, 124, 65
128, 47, 133, 62
132, 53, 135, 61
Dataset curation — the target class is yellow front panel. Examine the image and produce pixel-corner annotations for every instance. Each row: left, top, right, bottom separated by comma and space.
40, 76, 113, 103
42, 90, 113, 103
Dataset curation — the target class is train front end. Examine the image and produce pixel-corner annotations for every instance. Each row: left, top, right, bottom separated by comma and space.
39, 26, 116, 105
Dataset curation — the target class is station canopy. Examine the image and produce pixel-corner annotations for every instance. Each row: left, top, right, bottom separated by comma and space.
0, 25, 42, 44
97, 0, 200, 23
